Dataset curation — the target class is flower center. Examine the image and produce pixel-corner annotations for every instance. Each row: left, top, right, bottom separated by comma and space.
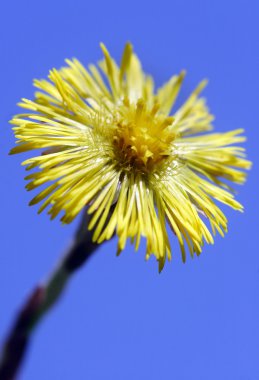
112, 98, 176, 173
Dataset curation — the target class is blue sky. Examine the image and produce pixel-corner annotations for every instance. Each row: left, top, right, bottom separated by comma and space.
0, 1, 258, 379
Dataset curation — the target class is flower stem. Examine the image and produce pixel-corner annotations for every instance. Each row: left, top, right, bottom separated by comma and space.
0, 211, 99, 380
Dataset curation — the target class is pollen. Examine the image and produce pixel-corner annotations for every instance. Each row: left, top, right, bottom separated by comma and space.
111, 98, 176, 173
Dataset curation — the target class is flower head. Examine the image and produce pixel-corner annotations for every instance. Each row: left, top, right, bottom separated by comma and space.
10, 43, 251, 271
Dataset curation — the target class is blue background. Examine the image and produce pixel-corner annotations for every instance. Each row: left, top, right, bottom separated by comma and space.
0, 1, 258, 379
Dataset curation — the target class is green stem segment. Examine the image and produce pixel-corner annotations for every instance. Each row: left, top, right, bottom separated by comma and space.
0, 212, 99, 380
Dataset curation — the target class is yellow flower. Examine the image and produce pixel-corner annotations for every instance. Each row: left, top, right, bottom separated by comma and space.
10, 43, 251, 271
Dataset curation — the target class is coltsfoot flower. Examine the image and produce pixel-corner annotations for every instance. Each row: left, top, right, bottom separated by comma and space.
10, 43, 251, 271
